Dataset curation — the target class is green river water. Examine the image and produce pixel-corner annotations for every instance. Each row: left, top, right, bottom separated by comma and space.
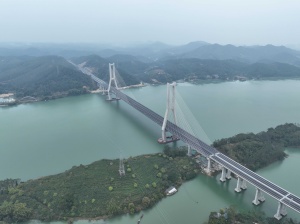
1, 80, 300, 223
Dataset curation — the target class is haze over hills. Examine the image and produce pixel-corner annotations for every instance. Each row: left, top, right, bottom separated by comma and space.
1, 41, 300, 101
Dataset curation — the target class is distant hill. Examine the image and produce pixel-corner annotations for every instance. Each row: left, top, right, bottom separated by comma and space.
179, 44, 300, 67
1, 42, 300, 98
71, 55, 300, 84
2, 42, 300, 67
0, 56, 96, 99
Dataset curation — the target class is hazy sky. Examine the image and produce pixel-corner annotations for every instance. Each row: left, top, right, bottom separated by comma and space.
0, 0, 299, 46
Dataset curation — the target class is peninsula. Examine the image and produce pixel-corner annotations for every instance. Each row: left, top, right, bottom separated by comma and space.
0, 149, 199, 223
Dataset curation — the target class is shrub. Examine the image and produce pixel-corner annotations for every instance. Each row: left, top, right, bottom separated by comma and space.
152, 182, 157, 188
108, 186, 113, 191
160, 168, 166, 173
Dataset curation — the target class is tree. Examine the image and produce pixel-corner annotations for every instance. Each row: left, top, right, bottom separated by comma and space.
142, 197, 151, 207
0, 201, 32, 222
152, 182, 157, 188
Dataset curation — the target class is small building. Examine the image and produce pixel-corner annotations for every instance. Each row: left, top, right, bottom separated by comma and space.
165, 186, 177, 196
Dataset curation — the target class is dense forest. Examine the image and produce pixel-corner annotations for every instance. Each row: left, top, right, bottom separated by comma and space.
0, 148, 199, 222
206, 206, 299, 224
213, 123, 300, 170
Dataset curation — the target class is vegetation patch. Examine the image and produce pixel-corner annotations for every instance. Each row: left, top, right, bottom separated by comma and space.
206, 206, 299, 224
0, 152, 199, 222
213, 123, 300, 170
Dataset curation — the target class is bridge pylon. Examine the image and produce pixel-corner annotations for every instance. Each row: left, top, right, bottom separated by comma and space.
158, 82, 179, 144
106, 63, 120, 101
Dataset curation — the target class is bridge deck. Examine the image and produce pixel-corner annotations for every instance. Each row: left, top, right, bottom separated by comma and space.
88, 73, 300, 214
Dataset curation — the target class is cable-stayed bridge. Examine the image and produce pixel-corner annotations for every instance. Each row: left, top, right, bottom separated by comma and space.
77, 62, 300, 220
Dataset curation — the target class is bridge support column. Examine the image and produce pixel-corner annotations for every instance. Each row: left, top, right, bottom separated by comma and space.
241, 179, 247, 190
235, 177, 247, 192
220, 167, 226, 182
252, 188, 265, 205
205, 157, 211, 174
274, 202, 287, 220
226, 169, 231, 179
234, 176, 242, 192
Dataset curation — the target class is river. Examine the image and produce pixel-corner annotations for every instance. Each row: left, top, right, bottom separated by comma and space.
0, 80, 300, 223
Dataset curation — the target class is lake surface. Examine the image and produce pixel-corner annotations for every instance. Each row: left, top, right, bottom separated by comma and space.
1, 80, 300, 223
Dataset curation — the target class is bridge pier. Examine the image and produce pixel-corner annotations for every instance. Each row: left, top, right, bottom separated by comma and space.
234, 176, 247, 192
235, 176, 242, 192
220, 167, 232, 182
274, 201, 287, 220
226, 169, 231, 179
220, 167, 226, 182
252, 188, 265, 205
204, 157, 211, 174
241, 178, 247, 190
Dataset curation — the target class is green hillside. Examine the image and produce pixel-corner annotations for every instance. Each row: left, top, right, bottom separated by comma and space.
0, 56, 96, 99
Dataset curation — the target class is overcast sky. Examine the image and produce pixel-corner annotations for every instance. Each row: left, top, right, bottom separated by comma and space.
0, 0, 299, 46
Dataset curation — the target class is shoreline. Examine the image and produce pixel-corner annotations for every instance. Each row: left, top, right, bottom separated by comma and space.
2, 78, 300, 108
